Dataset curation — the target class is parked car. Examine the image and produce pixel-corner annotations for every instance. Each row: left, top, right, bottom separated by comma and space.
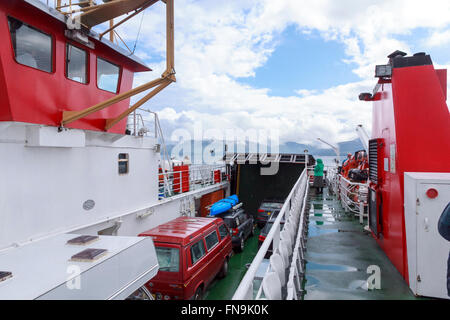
216, 207, 255, 253
139, 217, 233, 300
258, 212, 285, 258
256, 199, 284, 228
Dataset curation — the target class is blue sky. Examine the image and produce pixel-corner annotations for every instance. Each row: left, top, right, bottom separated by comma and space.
239, 26, 360, 97
84, 0, 450, 146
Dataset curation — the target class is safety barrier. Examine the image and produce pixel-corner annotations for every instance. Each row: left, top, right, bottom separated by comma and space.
158, 164, 227, 199
338, 175, 368, 224
232, 169, 309, 300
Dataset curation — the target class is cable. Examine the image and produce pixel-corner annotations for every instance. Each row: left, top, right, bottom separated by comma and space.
129, 9, 145, 56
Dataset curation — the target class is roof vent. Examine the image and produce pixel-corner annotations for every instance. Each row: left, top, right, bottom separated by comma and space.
388, 50, 407, 59
70, 248, 108, 262
0, 271, 12, 282
67, 235, 99, 246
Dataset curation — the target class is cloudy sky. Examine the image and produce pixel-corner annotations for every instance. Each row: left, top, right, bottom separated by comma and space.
92, 0, 450, 146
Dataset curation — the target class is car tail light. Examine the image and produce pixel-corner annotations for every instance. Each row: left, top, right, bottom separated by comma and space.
258, 209, 265, 213
258, 235, 266, 242
232, 228, 239, 236
169, 284, 183, 290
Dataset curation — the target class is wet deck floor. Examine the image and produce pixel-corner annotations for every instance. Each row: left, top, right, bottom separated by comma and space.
204, 230, 260, 300
204, 186, 421, 300
304, 187, 420, 300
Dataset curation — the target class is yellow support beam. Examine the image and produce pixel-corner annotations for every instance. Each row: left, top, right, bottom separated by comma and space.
104, 79, 171, 131
62, 77, 166, 126
60, 0, 176, 131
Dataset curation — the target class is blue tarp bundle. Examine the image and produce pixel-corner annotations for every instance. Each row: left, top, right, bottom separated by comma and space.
209, 195, 239, 216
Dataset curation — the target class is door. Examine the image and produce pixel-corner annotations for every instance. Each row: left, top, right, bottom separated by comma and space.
416, 182, 450, 299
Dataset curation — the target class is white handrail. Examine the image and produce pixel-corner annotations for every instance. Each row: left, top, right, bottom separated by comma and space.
158, 164, 226, 199
338, 174, 369, 224
232, 168, 308, 300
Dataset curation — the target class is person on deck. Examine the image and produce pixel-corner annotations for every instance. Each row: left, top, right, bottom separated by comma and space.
342, 153, 351, 166
313, 159, 324, 194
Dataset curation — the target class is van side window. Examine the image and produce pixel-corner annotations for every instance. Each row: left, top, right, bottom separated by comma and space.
190, 240, 206, 265
205, 230, 219, 250
218, 224, 229, 239
8, 16, 53, 73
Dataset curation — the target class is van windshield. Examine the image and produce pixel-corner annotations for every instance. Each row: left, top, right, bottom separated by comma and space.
155, 246, 179, 272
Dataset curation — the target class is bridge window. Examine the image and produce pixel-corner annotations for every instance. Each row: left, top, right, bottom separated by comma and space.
8, 17, 53, 73
97, 57, 120, 93
66, 43, 87, 84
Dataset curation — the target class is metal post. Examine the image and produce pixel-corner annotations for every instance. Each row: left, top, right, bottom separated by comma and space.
133, 110, 136, 136
359, 202, 364, 224
304, 149, 309, 171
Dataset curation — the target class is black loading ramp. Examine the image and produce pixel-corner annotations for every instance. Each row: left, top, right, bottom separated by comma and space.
225, 153, 315, 217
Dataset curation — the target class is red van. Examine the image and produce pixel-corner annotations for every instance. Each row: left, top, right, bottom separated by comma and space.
139, 217, 233, 300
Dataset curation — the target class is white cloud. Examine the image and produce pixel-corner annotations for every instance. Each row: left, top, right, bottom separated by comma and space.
426, 29, 450, 47
57, 0, 450, 145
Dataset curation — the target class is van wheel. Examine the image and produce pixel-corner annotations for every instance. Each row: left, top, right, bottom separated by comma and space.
194, 287, 203, 300
219, 259, 228, 278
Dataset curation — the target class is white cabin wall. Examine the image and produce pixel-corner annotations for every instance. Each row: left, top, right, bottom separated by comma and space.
0, 122, 159, 249
75, 183, 228, 237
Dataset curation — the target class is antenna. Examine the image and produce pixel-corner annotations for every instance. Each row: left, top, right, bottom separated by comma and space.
356, 125, 370, 152
317, 138, 340, 163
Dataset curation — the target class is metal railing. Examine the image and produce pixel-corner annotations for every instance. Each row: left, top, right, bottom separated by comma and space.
232, 169, 309, 300
324, 165, 340, 195
338, 175, 368, 224
158, 164, 227, 200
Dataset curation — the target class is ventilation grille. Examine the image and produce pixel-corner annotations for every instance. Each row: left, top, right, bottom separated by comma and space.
368, 139, 378, 183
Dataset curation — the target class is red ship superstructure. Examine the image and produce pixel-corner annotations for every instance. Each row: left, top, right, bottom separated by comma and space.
361, 51, 450, 299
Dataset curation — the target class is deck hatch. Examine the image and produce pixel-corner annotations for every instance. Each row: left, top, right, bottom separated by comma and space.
70, 248, 108, 262
67, 235, 99, 246
0, 271, 13, 282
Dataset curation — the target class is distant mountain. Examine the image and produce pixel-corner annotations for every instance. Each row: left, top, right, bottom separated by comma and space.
164, 138, 365, 160
280, 139, 364, 156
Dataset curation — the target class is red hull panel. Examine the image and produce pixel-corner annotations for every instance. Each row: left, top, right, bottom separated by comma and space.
371, 64, 450, 282
0, 1, 149, 133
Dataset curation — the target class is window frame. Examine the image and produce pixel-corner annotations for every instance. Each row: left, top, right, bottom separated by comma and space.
218, 224, 229, 240
118, 153, 129, 175
96, 56, 121, 93
154, 245, 180, 273
189, 239, 206, 266
7, 16, 55, 74
65, 42, 89, 85
205, 230, 219, 251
